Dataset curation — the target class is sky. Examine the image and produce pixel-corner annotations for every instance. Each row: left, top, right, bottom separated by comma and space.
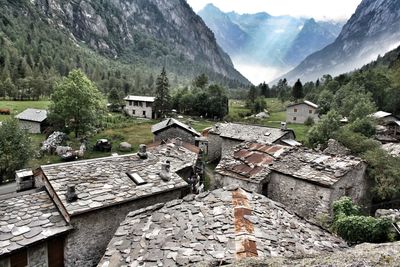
186, 0, 362, 21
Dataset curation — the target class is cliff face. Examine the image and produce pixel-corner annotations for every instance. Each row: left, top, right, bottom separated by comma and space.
279, 0, 400, 83
29, 0, 250, 85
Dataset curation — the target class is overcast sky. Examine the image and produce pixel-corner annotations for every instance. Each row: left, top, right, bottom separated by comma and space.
186, 0, 362, 21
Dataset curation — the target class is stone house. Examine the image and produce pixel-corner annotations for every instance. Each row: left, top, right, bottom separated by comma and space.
215, 142, 369, 224
98, 187, 347, 266
207, 123, 297, 163
0, 191, 71, 267
15, 108, 48, 134
286, 100, 319, 124
123, 95, 155, 119
151, 118, 201, 145
370, 111, 399, 125
35, 141, 198, 266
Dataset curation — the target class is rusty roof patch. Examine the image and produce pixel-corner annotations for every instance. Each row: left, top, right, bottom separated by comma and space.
232, 189, 258, 260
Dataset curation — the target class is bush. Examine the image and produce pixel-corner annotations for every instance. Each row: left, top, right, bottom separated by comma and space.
304, 117, 315, 126
332, 197, 394, 244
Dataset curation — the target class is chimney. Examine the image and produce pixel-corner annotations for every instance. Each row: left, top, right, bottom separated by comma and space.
280, 122, 287, 130
66, 185, 78, 203
160, 161, 171, 181
138, 144, 148, 159
175, 138, 183, 147
15, 169, 35, 192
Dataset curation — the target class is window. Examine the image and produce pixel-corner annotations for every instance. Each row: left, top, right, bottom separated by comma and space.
143, 111, 146, 116
146, 102, 152, 108
129, 101, 132, 106
126, 172, 147, 185
132, 110, 136, 115
294, 108, 298, 112
134, 101, 139, 106
309, 110, 313, 114
293, 117, 297, 121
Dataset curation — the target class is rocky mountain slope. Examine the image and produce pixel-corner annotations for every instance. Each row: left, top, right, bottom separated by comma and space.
1, 0, 250, 87
278, 0, 400, 83
198, 4, 342, 69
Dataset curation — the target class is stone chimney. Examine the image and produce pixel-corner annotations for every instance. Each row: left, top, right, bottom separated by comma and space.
66, 185, 78, 203
15, 169, 35, 192
280, 122, 287, 130
138, 144, 148, 159
160, 161, 171, 181
175, 138, 183, 147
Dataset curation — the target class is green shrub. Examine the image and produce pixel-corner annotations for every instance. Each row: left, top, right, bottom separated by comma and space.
332, 215, 393, 244
304, 117, 315, 126
332, 197, 394, 244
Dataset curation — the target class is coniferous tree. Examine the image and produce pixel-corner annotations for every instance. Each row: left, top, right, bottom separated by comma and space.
154, 67, 171, 118
292, 79, 304, 100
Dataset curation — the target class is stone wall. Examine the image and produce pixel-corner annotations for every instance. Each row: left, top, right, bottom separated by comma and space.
124, 101, 153, 119
286, 104, 319, 124
221, 138, 242, 159
0, 241, 52, 267
267, 172, 332, 223
207, 133, 222, 163
331, 162, 369, 210
214, 173, 263, 192
64, 188, 186, 267
154, 127, 197, 145
18, 120, 41, 134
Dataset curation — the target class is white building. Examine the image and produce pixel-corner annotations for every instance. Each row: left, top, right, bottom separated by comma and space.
286, 100, 319, 124
124, 95, 155, 119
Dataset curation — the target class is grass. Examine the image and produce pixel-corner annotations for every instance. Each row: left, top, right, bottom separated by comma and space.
229, 98, 311, 142
0, 100, 50, 122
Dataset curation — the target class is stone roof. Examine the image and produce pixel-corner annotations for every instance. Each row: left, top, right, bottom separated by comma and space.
0, 191, 71, 257
152, 118, 201, 137
216, 142, 363, 187
98, 187, 347, 267
15, 108, 47, 122
216, 143, 290, 183
41, 143, 196, 218
124, 95, 155, 102
371, 111, 393, 119
270, 148, 364, 187
210, 123, 294, 144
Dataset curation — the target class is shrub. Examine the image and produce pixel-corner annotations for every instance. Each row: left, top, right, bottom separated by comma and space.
332, 197, 394, 244
304, 117, 315, 126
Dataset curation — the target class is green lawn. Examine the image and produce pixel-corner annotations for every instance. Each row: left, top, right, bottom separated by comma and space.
229, 98, 310, 142
0, 100, 50, 121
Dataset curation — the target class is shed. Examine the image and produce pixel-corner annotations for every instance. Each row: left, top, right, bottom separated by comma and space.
15, 108, 48, 133
152, 118, 201, 145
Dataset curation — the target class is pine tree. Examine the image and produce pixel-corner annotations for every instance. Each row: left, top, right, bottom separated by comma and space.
292, 79, 304, 100
154, 67, 171, 118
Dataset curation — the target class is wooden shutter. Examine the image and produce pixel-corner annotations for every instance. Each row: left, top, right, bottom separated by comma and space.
10, 249, 27, 267
48, 238, 64, 267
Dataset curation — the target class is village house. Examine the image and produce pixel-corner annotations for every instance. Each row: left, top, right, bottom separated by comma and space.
371, 111, 399, 124
0, 191, 71, 267
215, 141, 369, 223
152, 118, 201, 145
371, 111, 400, 143
98, 187, 347, 266
123, 95, 155, 119
15, 108, 48, 134
207, 122, 298, 162
32, 140, 198, 266
286, 100, 320, 124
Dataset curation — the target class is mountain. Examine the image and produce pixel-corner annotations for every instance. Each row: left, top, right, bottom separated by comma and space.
198, 4, 344, 82
283, 18, 342, 66
279, 0, 400, 84
0, 0, 250, 94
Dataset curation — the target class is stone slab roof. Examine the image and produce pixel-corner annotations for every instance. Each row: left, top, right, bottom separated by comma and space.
216, 143, 290, 183
382, 143, 400, 157
0, 191, 71, 257
270, 148, 363, 187
210, 123, 294, 144
41, 143, 196, 217
98, 187, 347, 267
15, 108, 47, 122
371, 111, 393, 119
216, 142, 363, 187
124, 95, 155, 102
151, 118, 201, 136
